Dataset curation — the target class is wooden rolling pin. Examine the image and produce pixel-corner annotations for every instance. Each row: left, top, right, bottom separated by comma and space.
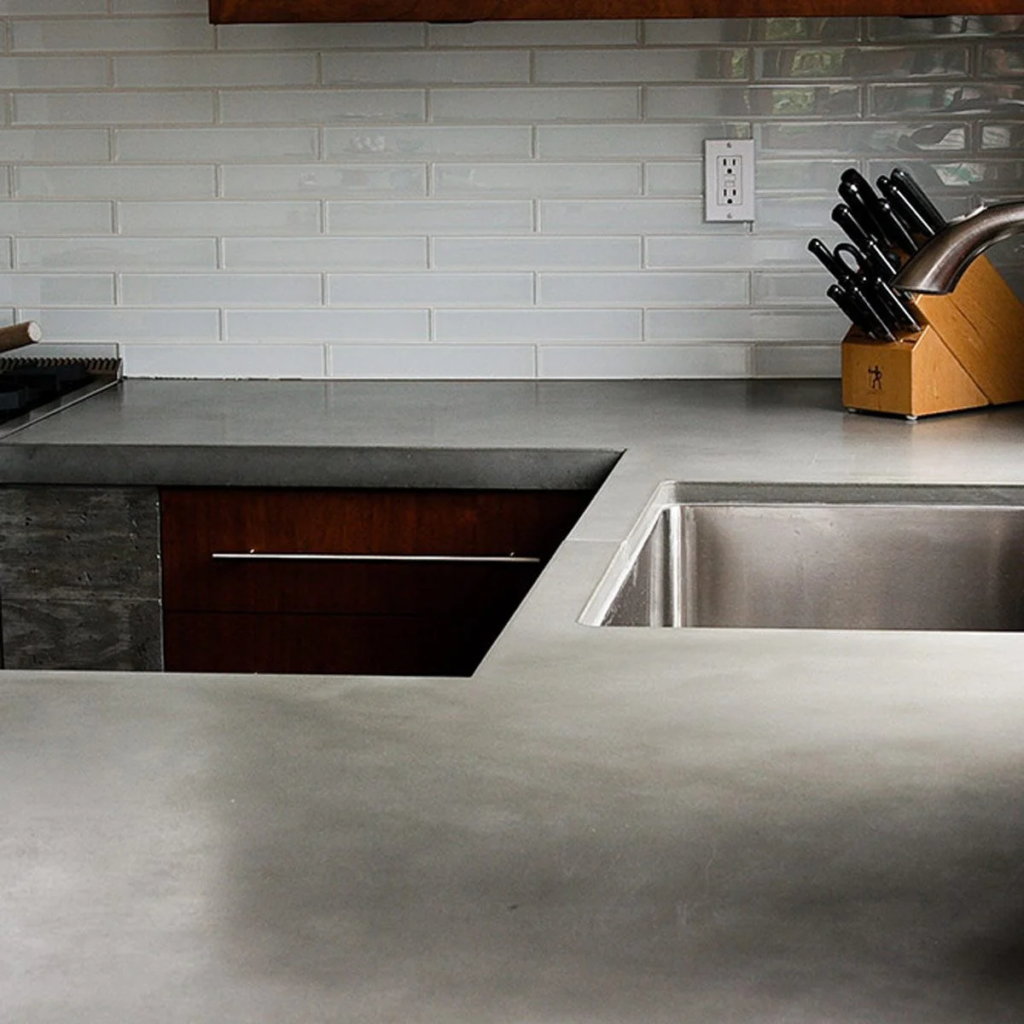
0, 321, 41, 353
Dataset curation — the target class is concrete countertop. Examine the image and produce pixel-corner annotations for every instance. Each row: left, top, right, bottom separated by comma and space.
5, 378, 1024, 1023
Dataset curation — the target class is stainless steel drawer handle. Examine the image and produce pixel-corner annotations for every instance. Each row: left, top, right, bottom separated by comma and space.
211, 552, 541, 564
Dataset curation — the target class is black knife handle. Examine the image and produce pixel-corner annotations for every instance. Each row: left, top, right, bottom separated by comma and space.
828, 283, 870, 334
875, 195, 918, 254
877, 174, 936, 240
890, 166, 947, 232
831, 205, 901, 280
867, 274, 922, 333
845, 280, 896, 341
840, 167, 917, 254
838, 179, 886, 246
831, 202, 873, 251
808, 237, 853, 285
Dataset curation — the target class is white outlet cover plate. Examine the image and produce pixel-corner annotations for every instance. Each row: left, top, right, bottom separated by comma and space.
704, 139, 755, 223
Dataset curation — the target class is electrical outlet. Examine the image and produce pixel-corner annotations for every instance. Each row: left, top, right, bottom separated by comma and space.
704, 139, 755, 223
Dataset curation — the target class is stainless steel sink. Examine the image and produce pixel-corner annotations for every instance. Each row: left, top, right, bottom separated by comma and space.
581, 484, 1024, 631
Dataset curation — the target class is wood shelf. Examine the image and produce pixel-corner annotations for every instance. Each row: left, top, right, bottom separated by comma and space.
210, 0, 1024, 23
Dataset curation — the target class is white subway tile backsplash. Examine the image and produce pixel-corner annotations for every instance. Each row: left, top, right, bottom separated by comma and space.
644, 162, 703, 196
221, 89, 425, 125
227, 308, 429, 342
0, 56, 110, 89
11, 17, 213, 53
222, 164, 426, 199
431, 88, 640, 124
17, 165, 216, 199
754, 45, 969, 81
323, 50, 529, 86
759, 119, 969, 154
538, 343, 750, 378
114, 53, 318, 88
124, 343, 326, 378
756, 159, 851, 193
0, 128, 110, 163
20, 307, 219, 340
646, 308, 846, 342
0, 0, 107, 12
121, 273, 322, 307
755, 197, 852, 231
535, 49, 749, 84
646, 84, 861, 120
328, 343, 535, 378
753, 271, 836, 305
0, 11, 1013, 380
540, 199, 711, 235
642, 20, 761, 45
539, 271, 748, 307
753, 343, 842, 378
433, 237, 641, 270
870, 83, 1024, 117
327, 272, 533, 307
223, 236, 427, 270
434, 309, 642, 343
113, 0, 208, 11
119, 200, 321, 235
116, 127, 319, 163
327, 200, 533, 235
0, 202, 112, 235
428, 20, 639, 47
14, 91, 215, 126
325, 125, 531, 160
433, 163, 641, 198
538, 124, 746, 160
216, 23, 426, 50
866, 16, 1005, 41
0, 274, 113, 307
17, 237, 216, 271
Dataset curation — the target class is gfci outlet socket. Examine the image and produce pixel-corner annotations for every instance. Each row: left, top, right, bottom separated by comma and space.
704, 139, 755, 223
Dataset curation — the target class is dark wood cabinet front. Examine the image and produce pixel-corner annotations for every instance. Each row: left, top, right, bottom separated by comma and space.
210, 0, 1023, 23
160, 487, 590, 676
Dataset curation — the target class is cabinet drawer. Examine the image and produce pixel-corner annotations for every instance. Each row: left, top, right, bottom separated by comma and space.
165, 609, 504, 676
160, 488, 589, 615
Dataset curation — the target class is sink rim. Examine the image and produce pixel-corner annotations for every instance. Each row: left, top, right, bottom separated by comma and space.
579, 480, 1024, 630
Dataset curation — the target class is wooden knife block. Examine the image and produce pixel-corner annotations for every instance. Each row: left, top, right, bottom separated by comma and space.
841, 255, 1024, 419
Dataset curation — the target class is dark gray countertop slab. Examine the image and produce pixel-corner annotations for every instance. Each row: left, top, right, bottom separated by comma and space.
6, 378, 1024, 1022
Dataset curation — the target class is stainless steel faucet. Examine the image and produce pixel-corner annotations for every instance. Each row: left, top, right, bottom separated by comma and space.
892, 200, 1024, 295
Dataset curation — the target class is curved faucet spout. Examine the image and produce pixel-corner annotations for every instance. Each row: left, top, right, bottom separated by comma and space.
892, 201, 1024, 295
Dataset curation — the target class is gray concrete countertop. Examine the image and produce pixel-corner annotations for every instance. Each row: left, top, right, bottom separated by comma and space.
5, 378, 1024, 1023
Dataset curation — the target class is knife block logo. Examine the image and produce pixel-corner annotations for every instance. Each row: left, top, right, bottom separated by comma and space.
868, 365, 883, 390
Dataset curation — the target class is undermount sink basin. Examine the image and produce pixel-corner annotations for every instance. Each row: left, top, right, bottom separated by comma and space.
581, 484, 1024, 632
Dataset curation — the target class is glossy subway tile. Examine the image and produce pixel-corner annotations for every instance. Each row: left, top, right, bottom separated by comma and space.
123, 343, 326, 379
115, 127, 319, 163
534, 49, 750, 84
0, 10, 1016, 380
222, 164, 427, 199
216, 23, 427, 50
325, 125, 532, 160
432, 162, 641, 198
322, 50, 530, 86
328, 343, 536, 379
120, 273, 323, 308
754, 46, 969, 81
538, 343, 751, 379
327, 272, 533, 307
223, 236, 427, 271
16, 237, 217, 272
432, 237, 642, 271
10, 17, 214, 53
